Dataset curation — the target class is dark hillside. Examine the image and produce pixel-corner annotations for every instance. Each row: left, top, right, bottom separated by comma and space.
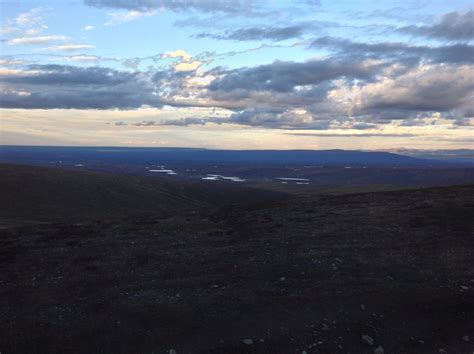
1, 184, 472, 353
0, 163, 288, 226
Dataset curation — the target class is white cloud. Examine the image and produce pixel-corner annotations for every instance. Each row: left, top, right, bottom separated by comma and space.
44, 44, 96, 51
1, 7, 48, 36
67, 55, 99, 62
162, 50, 193, 61
175, 60, 202, 72
7, 35, 69, 45
0, 26, 17, 35
105, 10, 157, 25
15, 7, 46, 27
161, 50, 202, 71
0, 59, 26, 66
84, 25, 95, 31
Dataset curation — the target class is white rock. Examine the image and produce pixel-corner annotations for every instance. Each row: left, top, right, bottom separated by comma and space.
362, 334, 374, 346
243, 339, 253, 345
169, 349, 177, 354
463, 335, 470, 342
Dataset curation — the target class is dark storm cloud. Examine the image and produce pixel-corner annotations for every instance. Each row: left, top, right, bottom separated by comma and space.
224, 108, 336, 130
310, 37, 474, 64
202, 52, 473, 129
207, 58, 383, 93
1, 64, 135, 86
2, 26, 472, 130
84, 0, 254, 14
195, 25, 307, 42
399, 11, 474, 41
351, 65, 474, 120
0, 64, 163, 109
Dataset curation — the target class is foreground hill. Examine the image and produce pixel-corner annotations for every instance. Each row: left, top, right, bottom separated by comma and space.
0, 163, 288, 227
1, 184, 472, 353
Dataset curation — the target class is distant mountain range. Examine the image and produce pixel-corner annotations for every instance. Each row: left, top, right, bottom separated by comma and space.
1, 146, 472, 167
394, 149, 474, 163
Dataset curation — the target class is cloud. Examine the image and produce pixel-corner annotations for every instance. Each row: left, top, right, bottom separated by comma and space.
350, 64, 474, 120
1, 8, 50, 38
195, 25, 307, 42
2, 28, 472, 131
227, 108, 324, 129
201, 52, 473, 129
105, 9, 157, 25
43, 44, 96, 51
286, 132, 417, 137
131, 116, 226, 126
0, 59, 26, 66
299, 0, 321, 6
0, 64, 164, 109
207, 58, 383, 93
85, 0, 255, 14
399, 10, 474, 41
15, 7, 46, 27
161, 49, 192, 61
7, 35, 69, 45
84, 25, 95, 31
161, 50, 203, 72
175, 60, 202, 72
310, 36, 474, 65
67, 55, 99, 62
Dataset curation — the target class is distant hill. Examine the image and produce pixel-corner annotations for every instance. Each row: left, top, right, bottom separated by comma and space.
395, 149, 474, 163
0, 163, 287, 226
1, 145, 467, 167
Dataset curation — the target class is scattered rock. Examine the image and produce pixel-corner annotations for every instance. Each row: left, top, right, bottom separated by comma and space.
169, 349, 177, 354
360, 304, 366, 310
463, 335, 469, 342
362, 334, 374, 346
374, 346, 384, 354
280, 276, 286, 281
243, 339, 253, 345
460, 286, 469, 290
439, 349, 447, 354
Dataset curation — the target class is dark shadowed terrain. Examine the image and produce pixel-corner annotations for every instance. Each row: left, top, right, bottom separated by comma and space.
0, 162, 473, 353
0, 163, 288, 228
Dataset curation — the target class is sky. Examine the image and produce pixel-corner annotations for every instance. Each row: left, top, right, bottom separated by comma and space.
0, 0, 473, 150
